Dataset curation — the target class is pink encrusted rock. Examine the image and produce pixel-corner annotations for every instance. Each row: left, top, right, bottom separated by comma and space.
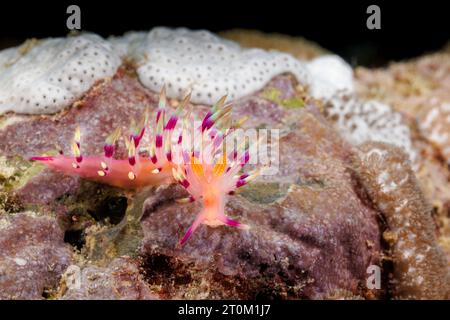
139, 106, 382, 299
0, 70, 383, 299
60, 257, 158, 300
0, 211, 72, 299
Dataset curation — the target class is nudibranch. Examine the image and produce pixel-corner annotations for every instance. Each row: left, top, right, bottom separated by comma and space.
31, 87, 259, 246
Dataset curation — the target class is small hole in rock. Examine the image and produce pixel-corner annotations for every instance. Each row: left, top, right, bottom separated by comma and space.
89, 196, 128, 225
64, 229, 85, 250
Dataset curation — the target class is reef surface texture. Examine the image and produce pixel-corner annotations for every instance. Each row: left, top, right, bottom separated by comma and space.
0, 28, 449, 299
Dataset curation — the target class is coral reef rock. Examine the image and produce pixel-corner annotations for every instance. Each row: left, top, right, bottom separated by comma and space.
139, 104, 383, 299
355, 142, 450, 299
0, 211, 72, 299
60, 257, 158, 300
0, 65, 382, 299
0, 28, 449, 300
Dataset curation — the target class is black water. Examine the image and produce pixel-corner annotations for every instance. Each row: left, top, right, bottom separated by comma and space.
0, 0, 448, 67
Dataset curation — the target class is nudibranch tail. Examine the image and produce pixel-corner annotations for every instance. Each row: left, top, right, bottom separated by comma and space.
177, 202, 251, 247
30, 156, 55, 162
31, 154, 174, 189
176, 193, 251, 247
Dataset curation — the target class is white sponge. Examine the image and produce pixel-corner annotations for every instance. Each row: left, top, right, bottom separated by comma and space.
0, 47, 20, 72
108, 31, 147, 59
306, 55, 354, 100
111, 27, 310, 104
305, 55, 415, 163
0, 34, 121, 115
325, 94, 417, 163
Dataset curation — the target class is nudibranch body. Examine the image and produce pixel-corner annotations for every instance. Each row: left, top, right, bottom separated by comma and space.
30, 155, 175, 189
32, 88, 258, 246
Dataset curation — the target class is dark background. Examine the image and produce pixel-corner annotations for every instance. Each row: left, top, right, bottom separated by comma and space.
0, 0, 448, 67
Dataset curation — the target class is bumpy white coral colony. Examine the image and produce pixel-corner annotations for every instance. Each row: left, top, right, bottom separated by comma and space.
111, 27, 311, 104
0, 27, 418, 162
0, 34, 120, 114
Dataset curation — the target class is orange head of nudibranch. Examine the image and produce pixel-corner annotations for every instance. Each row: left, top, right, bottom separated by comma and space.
172, 97, 260, 246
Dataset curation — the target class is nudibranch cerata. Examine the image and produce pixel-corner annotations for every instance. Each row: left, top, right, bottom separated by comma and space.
31, 87, 260, 246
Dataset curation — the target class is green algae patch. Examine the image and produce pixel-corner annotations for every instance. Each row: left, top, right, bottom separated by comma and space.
239, 181, 290, 204
260, 87, 305, 109
0, 156, 47, 213
296, 176, 326, 188
0, 156, 44, 191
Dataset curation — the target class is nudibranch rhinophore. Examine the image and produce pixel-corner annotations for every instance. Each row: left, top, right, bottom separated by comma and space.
31, 87, 259, 246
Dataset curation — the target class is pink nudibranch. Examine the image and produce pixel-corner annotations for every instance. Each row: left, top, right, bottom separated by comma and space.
31, 87, 258, 246
30, 155, 175, 189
